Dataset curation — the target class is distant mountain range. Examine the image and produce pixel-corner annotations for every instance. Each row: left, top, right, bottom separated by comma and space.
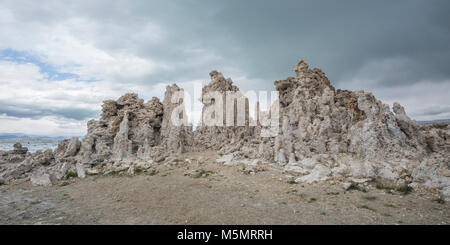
0, 133, 72, 140
417, 119, 450, 125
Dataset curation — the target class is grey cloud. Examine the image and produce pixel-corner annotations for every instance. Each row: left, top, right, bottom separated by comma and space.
1, 0, 450, 125
0, 102, 98, 120
6, 0, 450, 84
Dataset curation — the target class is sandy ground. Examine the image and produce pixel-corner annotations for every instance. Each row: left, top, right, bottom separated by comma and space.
1, 151, 449, 225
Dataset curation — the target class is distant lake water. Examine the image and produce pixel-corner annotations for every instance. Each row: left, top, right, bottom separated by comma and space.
0, 138, 60, 153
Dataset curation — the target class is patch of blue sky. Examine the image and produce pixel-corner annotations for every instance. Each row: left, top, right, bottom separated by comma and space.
0, 48, 81, 81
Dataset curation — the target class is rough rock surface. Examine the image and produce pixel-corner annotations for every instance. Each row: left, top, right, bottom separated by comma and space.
30, 172, 54, 186
0, 143, 29, 164
77, 93, 165, 166
270, 61, 449, 196
194, 70, 257, 156
160, 84, 193, 154
195, 60, 449, 198
0, 59, 449, 199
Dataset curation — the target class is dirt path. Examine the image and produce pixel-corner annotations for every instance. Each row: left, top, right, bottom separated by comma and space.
1, 151, 449, 225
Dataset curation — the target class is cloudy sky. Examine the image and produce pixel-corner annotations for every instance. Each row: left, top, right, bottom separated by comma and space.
0, 0, 449, 136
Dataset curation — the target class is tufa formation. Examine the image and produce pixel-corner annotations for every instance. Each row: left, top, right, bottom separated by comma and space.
0, 60, 449, 199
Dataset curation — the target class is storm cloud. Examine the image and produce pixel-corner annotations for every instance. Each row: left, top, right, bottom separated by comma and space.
0, 0, 449, 136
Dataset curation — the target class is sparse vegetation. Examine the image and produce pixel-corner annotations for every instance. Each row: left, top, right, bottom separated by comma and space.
65, 171, 78, 179
383, 213, 391, 217
359, 205, 376, 212
287, 180, 297, 185
308, 197, 317, 203
146, 169, 158, 176
320, 211, 327, 215
432, 197, 446, 204
193, 169, 214, 178
384, 203, 397, 208
106, 169, 127, 176
376, 182, 394, 191
376, 181, 412, 195
396, 185, 413, 195
432, 123, 448, 129
134, 167, 143, 174
108, 170, 121, 176
30, 201, 41, 205
348, 183, 367, 192
362, 196, 377, 201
